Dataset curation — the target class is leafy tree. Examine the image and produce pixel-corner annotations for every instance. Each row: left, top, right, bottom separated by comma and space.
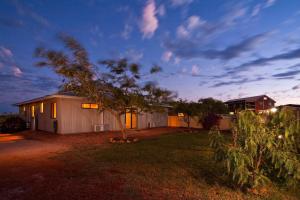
35, 34, 174, 139
209, 109, 300, 189
197, 98, 228, 120
171, 100, 199, 128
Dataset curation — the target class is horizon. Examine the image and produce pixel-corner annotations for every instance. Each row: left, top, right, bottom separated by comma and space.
1, 0, 300, 112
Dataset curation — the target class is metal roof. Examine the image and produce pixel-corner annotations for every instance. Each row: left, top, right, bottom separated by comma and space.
225, 95, 276, 103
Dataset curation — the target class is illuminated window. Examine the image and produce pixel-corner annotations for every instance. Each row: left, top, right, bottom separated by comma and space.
40, 102, 44, 113
90, 104, 99, 109
23, 106, 26, 112
31, 106, 35, 117
81, 103, 99, 109
51, 103, 57, 119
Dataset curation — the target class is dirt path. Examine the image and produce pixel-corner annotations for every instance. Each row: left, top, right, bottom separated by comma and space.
0, 127, 185, 200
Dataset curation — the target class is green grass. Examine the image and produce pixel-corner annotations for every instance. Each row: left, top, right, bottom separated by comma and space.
57, 131, 299, 200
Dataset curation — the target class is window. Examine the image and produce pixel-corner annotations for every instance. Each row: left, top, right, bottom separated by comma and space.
23, 106, 26, 112
31, 105, 35, 117
51, 103, 57, 119
40, 102, 44, 113
81, 103, 99, 109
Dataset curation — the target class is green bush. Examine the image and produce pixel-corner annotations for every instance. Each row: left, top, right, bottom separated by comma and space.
1, 116, 26, 133
209, 109, 300, 189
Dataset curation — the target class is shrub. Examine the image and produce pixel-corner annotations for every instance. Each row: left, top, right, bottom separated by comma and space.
209, 110, 300, 189
1, 116, 26, 133
202, 113, 221, 130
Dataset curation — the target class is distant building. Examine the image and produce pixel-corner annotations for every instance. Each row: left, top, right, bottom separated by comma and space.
278, 104, 300, 116
225, 95, 276, 113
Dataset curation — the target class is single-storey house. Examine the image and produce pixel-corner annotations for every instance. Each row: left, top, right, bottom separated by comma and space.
15, 93, 168, 134
225, 95, 276, 113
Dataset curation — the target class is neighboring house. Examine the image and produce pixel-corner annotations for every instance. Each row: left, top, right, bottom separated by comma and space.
278, 104, 300, 117
225, 95, 276, 113
15, 93, 168, 134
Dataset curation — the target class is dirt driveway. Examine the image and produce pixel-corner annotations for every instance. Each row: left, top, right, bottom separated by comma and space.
0, 127, 184, 200
0, 127, 182, 161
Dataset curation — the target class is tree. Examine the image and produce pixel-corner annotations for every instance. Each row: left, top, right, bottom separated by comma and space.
35, 34, 175, 139
209, 109, 300, 189
171, 100, 199, 129
197, 98, 228, 120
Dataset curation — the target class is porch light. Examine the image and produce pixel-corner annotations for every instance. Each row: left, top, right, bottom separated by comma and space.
178, 113, 184, 117
270, 107, 277, 113
229, 112, 234, 115
278, 134, 283, 139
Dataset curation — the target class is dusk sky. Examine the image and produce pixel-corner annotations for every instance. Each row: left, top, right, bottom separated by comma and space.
1, 0, 300, 112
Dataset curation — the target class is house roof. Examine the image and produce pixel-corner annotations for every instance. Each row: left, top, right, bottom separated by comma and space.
14, 92, 84, 106
225, 95, 276, 103
279, 104, 300, 108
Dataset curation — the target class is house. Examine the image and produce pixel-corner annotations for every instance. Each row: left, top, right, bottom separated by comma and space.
15, 93, 168, 134
278, 104, 300, 117
225, 95, 276, 113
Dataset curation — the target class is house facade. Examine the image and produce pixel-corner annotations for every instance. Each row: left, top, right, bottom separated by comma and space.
225, 95, 276, 113
15, 94, 168, 134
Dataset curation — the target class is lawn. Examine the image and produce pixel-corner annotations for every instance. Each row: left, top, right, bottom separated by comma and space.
56, 131, 299, 200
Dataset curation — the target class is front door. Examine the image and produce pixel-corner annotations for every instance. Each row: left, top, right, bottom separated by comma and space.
125, 108, 137, 129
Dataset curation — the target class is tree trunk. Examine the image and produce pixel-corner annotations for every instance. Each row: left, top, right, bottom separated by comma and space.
108, 109, 127, 140
116, 114, 127, 139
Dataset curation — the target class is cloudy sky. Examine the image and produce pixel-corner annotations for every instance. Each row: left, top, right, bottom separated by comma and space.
1, 0, 300, 112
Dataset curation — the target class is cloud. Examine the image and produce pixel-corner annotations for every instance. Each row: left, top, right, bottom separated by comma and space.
12, 66, 22, 77
0, 46, 13, 58
191, 65, 200, 76
229, 47, 300, 74
11, 0, 50, 27
251, 0, 277, 17
186, 16, 206, 30
0, 72, 60, 107
140, 0, 159, 39
265, 0, 276, 8
157, 5, 165, 16
161, 51, 173, 62
292, 84, 300, 90
211, 77, 265, 88
164, 32, 268, 60
251, 4, 261, 17
272, 69, 300, 78
121, 23, 133, 39
176, 15, 206, 39
170, 0, 193, 7
123, 49, 144, 62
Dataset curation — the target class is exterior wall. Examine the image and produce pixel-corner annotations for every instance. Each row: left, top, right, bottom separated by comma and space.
19, 99, 58, 133
168, 116, 202, 128
138, 110, 168, 129
168, 115, 231, 130
18, 96, 169, 134
58, 98, 104, 134
255, 97, 275, 111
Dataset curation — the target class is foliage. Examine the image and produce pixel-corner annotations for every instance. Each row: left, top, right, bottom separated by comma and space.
1, 116, 26, 133
35, 34, 175, 139
202, 113, 221, 130
170, 99, 200, 128
209, 109, 300, 189
197, 98, 228, 120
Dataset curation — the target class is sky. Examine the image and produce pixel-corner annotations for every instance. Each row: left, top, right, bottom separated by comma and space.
1, 0, 300, 112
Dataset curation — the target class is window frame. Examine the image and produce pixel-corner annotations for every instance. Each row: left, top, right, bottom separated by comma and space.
81, 103, 99, 109
51, 103, 57, 119
40, 102, 44, 113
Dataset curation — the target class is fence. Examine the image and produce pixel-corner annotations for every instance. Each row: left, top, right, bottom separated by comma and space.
168, 115, 232, 130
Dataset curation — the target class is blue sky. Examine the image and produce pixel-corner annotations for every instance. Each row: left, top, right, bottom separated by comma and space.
1, 0, 300, 112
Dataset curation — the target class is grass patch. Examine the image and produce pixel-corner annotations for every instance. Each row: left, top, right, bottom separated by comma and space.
57, 131, 299, 200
